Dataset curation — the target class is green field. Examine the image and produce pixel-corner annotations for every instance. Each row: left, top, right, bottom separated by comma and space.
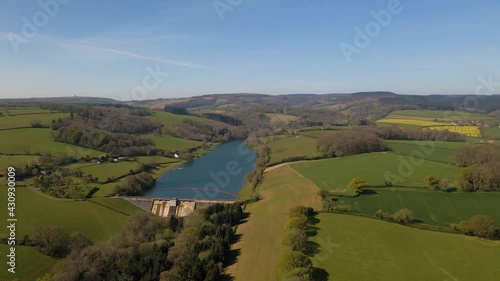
0, 107, 53, 116
0, 128, 103, 156
0, 155, 39, 172
297, 128, 351, 138
226, 166, 322, 281
387, 110, 497, 121
386, 140, 469, 164
92, 160, 181, 197
334, 187, 500, 226
135, 156, 180, 164
0, 244, 58, 281
146, 111, 210, 129
67, 161, 143, 182
0, 188, 143, 243
482, 127, 500, 138
265, 113, 298, 124
290, 153, 462, 190
143, 133, 202, 151
0, 112, 69, 129
312, 213, 500, 281
375, 121, 422, 129
376, 118, 449, 127
267, 135, 323, 165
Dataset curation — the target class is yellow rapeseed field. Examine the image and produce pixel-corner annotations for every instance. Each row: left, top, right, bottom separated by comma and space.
376, 118, 449, 127
427, 125, 481, 137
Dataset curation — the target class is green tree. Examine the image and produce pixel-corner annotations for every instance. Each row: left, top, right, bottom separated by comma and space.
289, 206, 314, 218
466, 215, 498, 239
424, 175, 440, 190
283, 229, 308, 252
318, 190, 329, 200
348, 177, 368, 194
457, 166, 477, 192
392, 208, 414, 224
280, 250, 313, 274
285, 216, 309, 231
31, 224, 71, 257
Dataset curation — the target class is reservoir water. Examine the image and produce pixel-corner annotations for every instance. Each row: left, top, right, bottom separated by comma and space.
146, 141, 256, 200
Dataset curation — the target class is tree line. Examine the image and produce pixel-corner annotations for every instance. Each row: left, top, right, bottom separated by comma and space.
38, 203, 244, 281
317, 130, 386, 157
453, 144, 500, 191
166, 119, 248, 142
200, 112, 243, 126
280, 206, 321, 281
113, 173, 156, 196
54, 125, 163, 156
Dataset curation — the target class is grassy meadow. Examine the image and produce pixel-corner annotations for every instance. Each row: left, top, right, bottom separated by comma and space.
67, 161, 143, 182
0, 188, 143, 243
0, 107, 53, 116
266, 135, 323, 165
0, 112, 69, 130
0, 128, 103, 156
146, 111, 210, 129
0, 244, 58, 281
297, 127, 351, 138
386, 109, 496, 121
482, 127, 500, 138
290, 153, 462, 190
0, 155, 39, 171
334, 187, 500, 227
265, 113, 298, 124
225, 166, 322, 281
386, 140, 469, 163
143, 133, 202, 151
312, 213, 500, 281
91, 160, 181, 197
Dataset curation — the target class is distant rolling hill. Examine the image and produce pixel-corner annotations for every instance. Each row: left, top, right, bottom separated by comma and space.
0, 96, 122, 104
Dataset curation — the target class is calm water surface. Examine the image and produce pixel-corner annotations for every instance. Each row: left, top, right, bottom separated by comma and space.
146, 141, 256, 200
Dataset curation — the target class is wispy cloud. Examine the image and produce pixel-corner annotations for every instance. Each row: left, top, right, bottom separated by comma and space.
103, 48, 219, 71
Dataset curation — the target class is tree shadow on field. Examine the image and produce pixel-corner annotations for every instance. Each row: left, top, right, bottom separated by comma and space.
305, 215, 321, 256
312, 267, 329, 281
222, 212, 251, 281
222, 273, 235, 281
413, 218, 424, 224
360, 189, 378, 196
306, 216, 320, 237
239, 212, 250, 224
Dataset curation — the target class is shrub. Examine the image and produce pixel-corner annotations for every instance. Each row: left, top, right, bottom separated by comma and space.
375, 209, 390, 220
332, 204, 352, 213
440, 178, 454, 192
391, 208, 414, 224
424, 175, 440, 190
289, 206, 314, 218
348, 177, 368, 194
455, 215, 499, 239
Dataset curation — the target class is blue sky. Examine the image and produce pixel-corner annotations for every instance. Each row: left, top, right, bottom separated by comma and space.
1, 0, 499, 100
